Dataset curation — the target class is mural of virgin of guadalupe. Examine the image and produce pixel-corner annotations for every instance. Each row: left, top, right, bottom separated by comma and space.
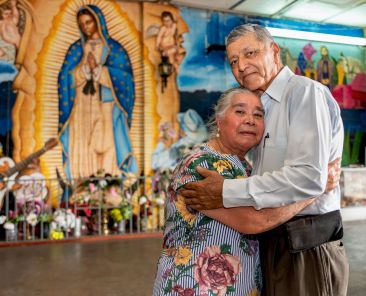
58, 4, 137, 179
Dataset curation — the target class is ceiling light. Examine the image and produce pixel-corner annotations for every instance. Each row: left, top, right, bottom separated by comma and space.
266, 27, 366, 46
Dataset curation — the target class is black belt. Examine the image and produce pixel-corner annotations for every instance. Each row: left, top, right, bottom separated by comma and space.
260, 210, 344, 253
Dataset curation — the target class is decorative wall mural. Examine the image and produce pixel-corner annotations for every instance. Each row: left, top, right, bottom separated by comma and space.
143, 2, 190, 173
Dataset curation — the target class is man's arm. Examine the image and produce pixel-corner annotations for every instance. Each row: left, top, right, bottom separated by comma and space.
182, 84, 342, 210
202, 197, 314, 234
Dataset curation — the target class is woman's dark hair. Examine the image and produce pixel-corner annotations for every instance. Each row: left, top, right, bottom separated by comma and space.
77, 8, 96, 23
161, 11, 174, 21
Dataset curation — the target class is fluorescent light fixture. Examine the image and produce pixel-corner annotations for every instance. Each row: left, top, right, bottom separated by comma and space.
266, 27, 366, 46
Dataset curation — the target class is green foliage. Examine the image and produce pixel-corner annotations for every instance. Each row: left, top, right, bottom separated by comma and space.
220, 244, 231, 255
197, 216, 212, 226
163, 279, 173, 293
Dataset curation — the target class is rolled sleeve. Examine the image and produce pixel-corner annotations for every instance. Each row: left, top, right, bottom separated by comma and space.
223, 179, 254, 208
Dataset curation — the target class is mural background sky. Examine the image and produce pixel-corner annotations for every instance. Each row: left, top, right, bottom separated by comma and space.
177, 6, 364, 94
178, 7, 238, 92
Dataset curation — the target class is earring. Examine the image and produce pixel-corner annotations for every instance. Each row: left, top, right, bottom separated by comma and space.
216, 128, 220, 138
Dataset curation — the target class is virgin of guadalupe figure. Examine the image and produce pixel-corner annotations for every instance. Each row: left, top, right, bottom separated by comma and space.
317, 45, 335, 90
58, 4, 137, 179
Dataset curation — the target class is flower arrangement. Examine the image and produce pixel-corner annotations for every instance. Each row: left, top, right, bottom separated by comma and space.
72, 170, 125, 207
0, 211, 24, 230
51, 209, 76, 232
109, 200, 132, 223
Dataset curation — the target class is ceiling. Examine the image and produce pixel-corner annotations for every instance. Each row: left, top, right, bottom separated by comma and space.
169, 0, 366, 28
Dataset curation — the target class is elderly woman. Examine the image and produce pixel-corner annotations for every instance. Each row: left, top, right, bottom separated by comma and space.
153, 87, 314, 296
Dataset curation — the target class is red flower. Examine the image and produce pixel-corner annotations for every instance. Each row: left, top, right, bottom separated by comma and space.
181, 288, 195, 296
172, 285, 195, 296
194, 246, 241, 296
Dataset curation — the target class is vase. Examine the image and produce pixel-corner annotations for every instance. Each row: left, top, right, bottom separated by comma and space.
118, 219, 126, 234
74, 217, 81, 237
43, 223, 50, 239
6, 228, 17, 241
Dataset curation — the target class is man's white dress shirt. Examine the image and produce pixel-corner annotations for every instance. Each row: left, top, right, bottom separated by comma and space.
223, 66, 344, 215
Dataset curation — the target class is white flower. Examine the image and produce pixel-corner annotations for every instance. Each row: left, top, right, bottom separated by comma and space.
53, 209, 76, 230
65, 209, 76, 229
50, 221, 57, 230
84, 194, 90, 203
54, 215, 66, 229
99, 180, 108, 188
26, 213, 38, 227
139, 196, 147, 205
0, 216, 6, 224
155, 198, 165, 206
125, 191, 132, 201
3, 222, 15, 230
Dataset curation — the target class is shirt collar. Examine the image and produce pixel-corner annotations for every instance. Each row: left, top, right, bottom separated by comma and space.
264, 66, 294, 102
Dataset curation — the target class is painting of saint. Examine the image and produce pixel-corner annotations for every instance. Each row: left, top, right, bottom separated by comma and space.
58, 4, 137, 179
317, 45, 335, 90
144, 4, 189, 169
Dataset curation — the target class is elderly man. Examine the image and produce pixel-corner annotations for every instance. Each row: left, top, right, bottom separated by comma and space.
181, 24, 348, 296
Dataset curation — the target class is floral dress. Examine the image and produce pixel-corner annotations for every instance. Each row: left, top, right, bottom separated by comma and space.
153, 144, 262, 296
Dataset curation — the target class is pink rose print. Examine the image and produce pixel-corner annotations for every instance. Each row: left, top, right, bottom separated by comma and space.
194, 246, 241, 296
172, 285, 195, 296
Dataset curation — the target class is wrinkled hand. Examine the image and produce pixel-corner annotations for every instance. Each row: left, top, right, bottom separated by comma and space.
325, 157, 341, 192
180, 167, 224, 211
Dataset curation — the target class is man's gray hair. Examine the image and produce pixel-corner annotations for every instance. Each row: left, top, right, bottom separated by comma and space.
207, 87, 258, 139
226, 24, 274, 47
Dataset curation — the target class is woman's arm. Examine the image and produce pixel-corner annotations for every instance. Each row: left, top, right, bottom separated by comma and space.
202, 197, 315, 234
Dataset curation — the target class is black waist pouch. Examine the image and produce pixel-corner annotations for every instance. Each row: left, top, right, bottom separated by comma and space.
285, 210, 343, 253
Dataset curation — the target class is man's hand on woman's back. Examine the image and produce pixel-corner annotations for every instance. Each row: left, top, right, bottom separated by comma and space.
180, 166, 224, 211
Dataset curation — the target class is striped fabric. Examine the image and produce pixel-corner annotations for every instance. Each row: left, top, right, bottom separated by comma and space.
153, 144, 262, 296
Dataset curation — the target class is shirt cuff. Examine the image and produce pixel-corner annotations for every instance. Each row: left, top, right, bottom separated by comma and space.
223, 178, 254, 208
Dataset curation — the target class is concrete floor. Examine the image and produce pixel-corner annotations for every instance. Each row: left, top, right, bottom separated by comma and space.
0, 221, 365, 296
